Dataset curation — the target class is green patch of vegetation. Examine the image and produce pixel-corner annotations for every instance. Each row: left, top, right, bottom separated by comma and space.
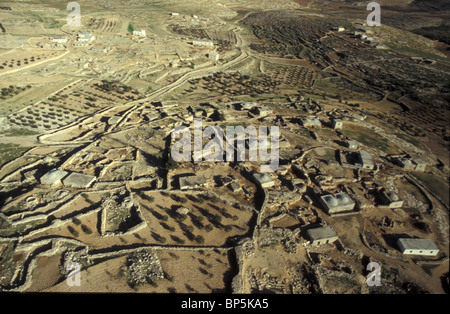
412, 172, 450, 208
128, 23, 134, 33
345, 129, 392, 153
385, 42, 447, 62
0, 219, 44, 237
165, 157, 178, 170
394, 132, 424, 149
0, 143, 29, 167
1, 128, 40, 137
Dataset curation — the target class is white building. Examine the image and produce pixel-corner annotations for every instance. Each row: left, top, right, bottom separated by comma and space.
51, 36, 67, 44
379, 190, 404, 208
331, 118, 343, 129
346, 140, 358, 150
40, 169, 69, 186
358, 150, 374, 170
394, 157, 415, 170
240, 102, 257, 110
394, 157, 427, 172
397, 238, 439, 256
255, 106, 272, 117
301, 117, 321, 128
63, 172, 97, 188
252, 172, 275, 189
133, 29, 146, 37
306, 226, 339, 246
78, 33, 95, 42
319, 192, 356, 214
412, 159, 427, 172
193, 40, 214, 48
208, 52, 219, 61
74, 33, 95, 46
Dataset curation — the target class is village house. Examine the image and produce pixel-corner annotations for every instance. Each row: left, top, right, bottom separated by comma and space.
378, 190, 404, 208
179, 175, 208, 190
252, 172, 275, 188
208, 52, 219, 61
397, 238, 439, 256
346, 140, 358, 150
357, 150, 374, 170
192, 40, 214, 48
133, 29, 147, 37
319, 192, 356, 214
301, 117, 321, 128
331, 118, 343, 129
62, 172, 97, 188
306, 226, 339, 246
51, 36, 67, 44
240, 102, 257, 110
40, 169, 69, 186
255, 106, 273, 117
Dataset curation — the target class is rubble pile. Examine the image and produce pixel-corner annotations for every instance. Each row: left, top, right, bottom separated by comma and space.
256, 225, 300, 253
125, 249, 164, 287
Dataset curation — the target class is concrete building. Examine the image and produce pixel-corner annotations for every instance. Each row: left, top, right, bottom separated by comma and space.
379, 190, 404, 208
306, 226, 338, 246
358, 150, 374, 170
74, 33, 95, 47
107, 115, 121, 125
397, 238, 439, 256
208, 52, 219, 61
146, 113, 160, 122
252, 172, 275, 188
133, 29, 147, 37
228, 181, 241, 192
346, 140, 358, 150
331, 118, 343, 129
240, 102, 257, 110
179, 175, 208, 190
412, 159, 427, 172
301, 117, 321, 128
394, 157, 415, 170
77, 33, 95, 43
40, 169, 69, 185
193, 40, 214, 48
51, 36, 67, 44
394, 157, 427, 171
255, 106, 272, 117
63, 172, 96, 188
319, 192, 355, 214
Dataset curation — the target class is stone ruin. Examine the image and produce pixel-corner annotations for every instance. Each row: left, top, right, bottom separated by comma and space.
256, 225, 300, 253
101, 190, 145, 236
125, 249, 163, 287
247, 263, 320, 294
60, 248, 91, 277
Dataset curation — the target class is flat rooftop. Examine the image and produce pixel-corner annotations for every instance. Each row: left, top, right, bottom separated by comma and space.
306, 226, 337, 240
397, 238, 439, 251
